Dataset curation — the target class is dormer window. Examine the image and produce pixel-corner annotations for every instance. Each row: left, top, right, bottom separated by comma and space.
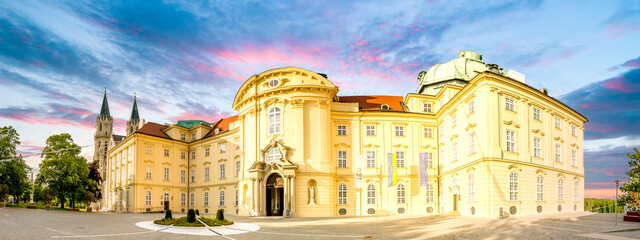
180, 133, 186, 141
191, 133, 196, 141
214, 128, 220, 134
269, 79, 279, 87
381, 104, 389, 111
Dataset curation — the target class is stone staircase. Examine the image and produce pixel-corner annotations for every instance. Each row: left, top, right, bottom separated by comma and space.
623, 211, 640, 222
440, 211, 461, 216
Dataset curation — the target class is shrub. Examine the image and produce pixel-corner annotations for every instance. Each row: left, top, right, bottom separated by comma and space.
195, 209, 199, 216
187, 209, 196, 223
216, 209, 224, 221
164, 209, 172, 220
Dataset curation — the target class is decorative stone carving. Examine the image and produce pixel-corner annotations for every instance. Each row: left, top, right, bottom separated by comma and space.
309, 186, 316, 205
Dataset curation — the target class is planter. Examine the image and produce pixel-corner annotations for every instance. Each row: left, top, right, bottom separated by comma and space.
45, 204, 51, 211
27, 205, 37, 209
68, 208, 80, 212
86, 207, 92, 212
0, 202, 5, 208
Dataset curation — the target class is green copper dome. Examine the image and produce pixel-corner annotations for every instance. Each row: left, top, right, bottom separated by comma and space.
417, 50, 506, 94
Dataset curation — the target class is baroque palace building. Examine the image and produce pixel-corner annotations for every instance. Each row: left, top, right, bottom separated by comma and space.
96, 51, 587, 218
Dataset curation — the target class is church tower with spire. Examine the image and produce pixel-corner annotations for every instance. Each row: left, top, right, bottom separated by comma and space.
126, 94, 141, 136
94, 89, 113, 209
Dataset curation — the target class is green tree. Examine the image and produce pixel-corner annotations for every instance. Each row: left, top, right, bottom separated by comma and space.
36, 133, 93, 209
619, 148, 640, 210
87, 159, 102, 202
32, 184, 44, 203
0, 126, 31, 203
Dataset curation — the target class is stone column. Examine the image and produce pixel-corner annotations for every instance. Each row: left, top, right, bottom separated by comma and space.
283, 176, 290, 213
252, 178, 257, 214
291, 175, 296, 215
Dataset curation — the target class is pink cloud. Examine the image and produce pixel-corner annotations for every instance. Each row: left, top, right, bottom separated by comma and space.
606, 23, 640, 40
601, 76, 640, 93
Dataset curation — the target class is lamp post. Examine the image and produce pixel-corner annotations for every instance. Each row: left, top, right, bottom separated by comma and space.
614, 180, 620, 226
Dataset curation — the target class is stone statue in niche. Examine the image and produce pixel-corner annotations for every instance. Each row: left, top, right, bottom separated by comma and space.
309, 186, 316, 205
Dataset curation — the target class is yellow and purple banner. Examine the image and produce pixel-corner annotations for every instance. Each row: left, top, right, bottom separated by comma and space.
387, 153, 398, 187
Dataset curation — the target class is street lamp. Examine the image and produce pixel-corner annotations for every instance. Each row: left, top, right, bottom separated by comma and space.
614, 180, 620, 226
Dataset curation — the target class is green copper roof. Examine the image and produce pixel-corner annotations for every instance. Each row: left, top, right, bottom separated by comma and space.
176, 120, 211, 129
129, 95, 140, 122
417, 50, 506, 94
99, 89, 110, 117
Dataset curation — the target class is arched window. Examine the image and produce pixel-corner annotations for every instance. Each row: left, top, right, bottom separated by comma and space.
145, 191, 151, 206
537, 175, 544, 201
509, 172, 519, 201
338, 184, 347, 205
266, 148, 282, 163
190, 192, 195, 206
204, 192, 209, 206
268, 107, 281, 134
220, 191, 225, 206
426, 184, 434, 203
573, 181, 579, 202
452, 177, 458, 194
468, 174, 475, 202
397, 184, 406, 204
367, 184, 376, 205
235, 189, 239, 206
181, 193, 186, 206
164, 192, 169, 202
558, 178, 564, 201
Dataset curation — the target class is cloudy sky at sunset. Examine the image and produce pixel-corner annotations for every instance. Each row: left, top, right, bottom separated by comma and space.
1, 0, 639, 198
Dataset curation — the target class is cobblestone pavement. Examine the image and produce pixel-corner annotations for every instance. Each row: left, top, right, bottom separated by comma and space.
1, 207, 639, 239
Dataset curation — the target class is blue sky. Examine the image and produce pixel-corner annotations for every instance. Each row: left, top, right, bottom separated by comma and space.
1, 0, 639, 198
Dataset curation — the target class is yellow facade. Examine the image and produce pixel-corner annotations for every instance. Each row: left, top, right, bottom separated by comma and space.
103, 52, 586, 218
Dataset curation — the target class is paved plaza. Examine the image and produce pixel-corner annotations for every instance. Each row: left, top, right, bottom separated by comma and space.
1, 207, 639, 239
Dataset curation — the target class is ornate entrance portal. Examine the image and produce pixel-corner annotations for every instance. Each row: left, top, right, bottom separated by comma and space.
266, 174, 284, 216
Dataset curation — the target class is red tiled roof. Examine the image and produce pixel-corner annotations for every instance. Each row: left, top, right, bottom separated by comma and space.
135, 122, 171, 139
337, 95, 405, 112
205, 115, 239, 138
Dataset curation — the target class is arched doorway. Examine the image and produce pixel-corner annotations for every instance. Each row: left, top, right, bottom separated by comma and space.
266, 173, 284, 216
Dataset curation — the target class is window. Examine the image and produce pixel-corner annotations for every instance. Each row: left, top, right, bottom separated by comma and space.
452, 178, 458, 194
506, 130, 516, 152
469, 174, 475, 202
573, 181, 579, 201
266, 148, 282, 163
425, 152, 433, 168
181, 170, 185, 182
190, 192, 195, 206
509, 172, 519, 201
537, 175, 544, 201
191, 169, 195, 183
426, 184, 434, 203
145, 191, 151, 205
220, 143, 226, 153
439, 98, 445, 109
181, 193, 186, 206
558, 178, 564, 201
533, 108, 541, 121
452, 142, 458, 161
439, 124, 444, 137
424, 127, 432, 138
555, 144, 562, 162
268, 79, 279, 87
337, 125, 347, 136
164, 168, 169, 181
534, 137, 542, 158
423, 103, 432, 112
338, 151, 347, 168
191, 133, 196, 141
366, 151, 376, 168
396, 151, 405, 168
505, 97, 515, 111
367, 184, 376, 205
204, 192, 209, 206
452, 114, 457, 126
219, 191, 225, 206
439, 148, 445, 169
268, 107, 281, 134
469, 133, 476, 154
181, 152, 186, 159
572, 149, 577, 166
338, 184, 347, 205
395, 126, 404, 136
146, 145, 152, 154
205, 148, 210, 156
220, 164, 226, 179
145, 165, 152, 179
571, 125, 577, 136
235, 189, 239, 206
204, 167, 210, 181
164, 192, 169, 202
397, 184, 406, 204
164, 149, 170, 157
236, 161, 240, 176
468, 100, 474, 114
180, 133, 186, 141
366, 125, 376, 136
555, 117, 562, 129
